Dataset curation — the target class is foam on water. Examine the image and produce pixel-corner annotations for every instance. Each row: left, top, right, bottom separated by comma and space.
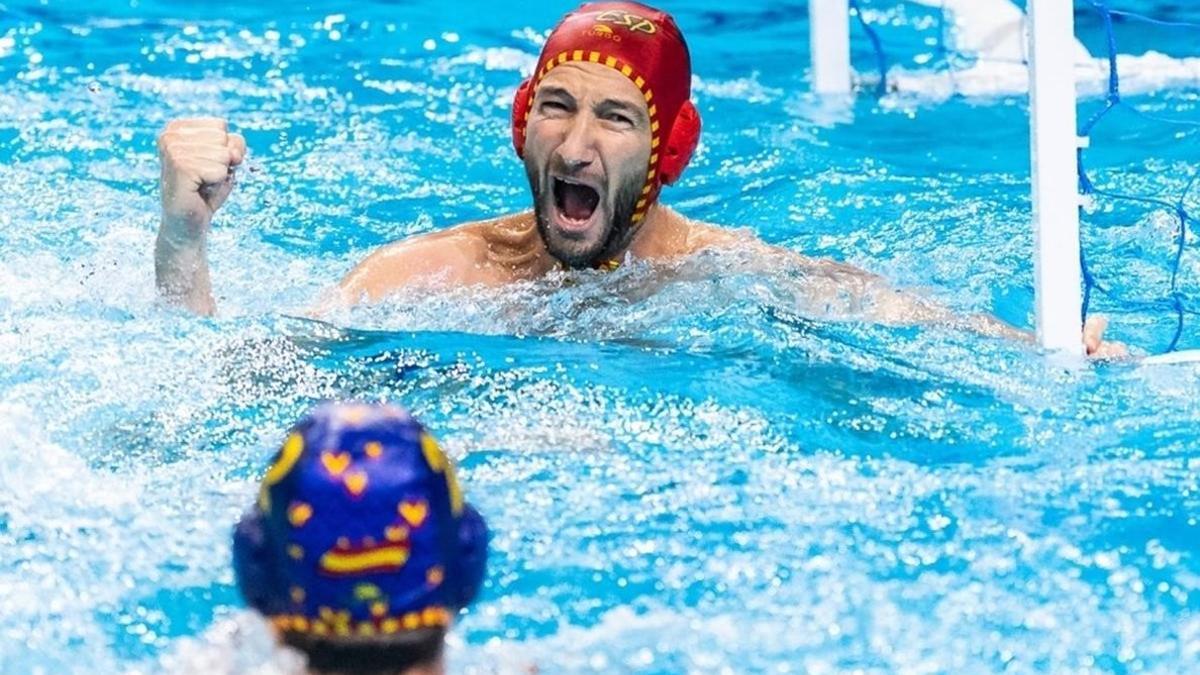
887, 52, 1200, 102
866, 0, 1200, 100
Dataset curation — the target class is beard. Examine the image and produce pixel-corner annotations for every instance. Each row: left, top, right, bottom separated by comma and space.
526, 158, 643, 269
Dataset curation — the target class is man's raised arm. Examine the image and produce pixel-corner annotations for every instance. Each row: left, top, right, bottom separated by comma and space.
154, 118, 246, 315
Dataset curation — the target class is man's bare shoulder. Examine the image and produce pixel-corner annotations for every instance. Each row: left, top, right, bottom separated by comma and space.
682, 219, 750, 251
386, 211, 541, 263
679, 218, 785, 260
331, 213, 545, 307
679, 216, 879, 281
342, 224, 483, 289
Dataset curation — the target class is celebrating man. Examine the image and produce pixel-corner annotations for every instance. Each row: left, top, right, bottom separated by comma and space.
153, 2, 1123, 356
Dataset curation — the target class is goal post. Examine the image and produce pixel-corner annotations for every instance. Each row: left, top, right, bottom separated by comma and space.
810, 0, 852, 94
1026, 0, 1085, 354
809, 0, 1085, 353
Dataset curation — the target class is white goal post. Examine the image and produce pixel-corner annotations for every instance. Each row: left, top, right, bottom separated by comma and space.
808, 0, 1085, 354
1026, 0, 1085, 354
810, 0, 852, 94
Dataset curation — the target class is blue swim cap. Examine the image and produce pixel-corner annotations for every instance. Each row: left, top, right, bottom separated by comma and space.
233, 402, 488, 637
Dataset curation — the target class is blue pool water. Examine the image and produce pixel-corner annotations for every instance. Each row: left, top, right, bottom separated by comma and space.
2, 0, 1200, 672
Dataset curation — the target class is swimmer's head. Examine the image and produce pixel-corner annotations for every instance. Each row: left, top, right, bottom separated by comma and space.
233, 402, 488, 674
512, 2, 701, 268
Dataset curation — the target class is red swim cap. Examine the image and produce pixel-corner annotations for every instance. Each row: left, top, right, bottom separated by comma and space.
511, 2, 701, 224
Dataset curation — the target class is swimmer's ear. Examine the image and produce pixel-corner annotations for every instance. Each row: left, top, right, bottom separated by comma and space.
511, 77, 535, 159
449, 503, 489, 609
659, 101, 701, 185
232, 511, 280, 615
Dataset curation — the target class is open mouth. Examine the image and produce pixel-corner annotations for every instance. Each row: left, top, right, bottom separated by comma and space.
552, 177, 601, 231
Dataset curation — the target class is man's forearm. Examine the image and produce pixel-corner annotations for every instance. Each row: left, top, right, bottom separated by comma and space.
962, 312, 1034, 343
155, 221, 216, 316
863, 281, 1033, 343
154, 117, 245, 317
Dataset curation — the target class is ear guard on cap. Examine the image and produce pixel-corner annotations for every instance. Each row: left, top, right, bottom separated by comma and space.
658, 100, 701, 186
449, 503, 489, 609
511, 77, 534, 158
232, 510, 282, 617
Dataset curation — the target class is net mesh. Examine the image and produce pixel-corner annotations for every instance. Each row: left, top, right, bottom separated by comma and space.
1076, 0, 1200, 353
846, 0, 1200, 354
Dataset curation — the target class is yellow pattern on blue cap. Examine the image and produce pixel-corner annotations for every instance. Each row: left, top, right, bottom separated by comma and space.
259, 432, 305, 512
421, 433, 463, 515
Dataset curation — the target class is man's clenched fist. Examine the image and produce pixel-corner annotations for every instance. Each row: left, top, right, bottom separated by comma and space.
157, 117, 246, 232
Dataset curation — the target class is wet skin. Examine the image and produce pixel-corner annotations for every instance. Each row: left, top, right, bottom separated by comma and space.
152, 64, 1127, 357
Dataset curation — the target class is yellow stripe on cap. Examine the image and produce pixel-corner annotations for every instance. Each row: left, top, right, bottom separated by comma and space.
319, 546, 410, 574
420, 434, 447, 472
446, 465, 464, 516
258, 432, 305, 512
271, 606, 451, 636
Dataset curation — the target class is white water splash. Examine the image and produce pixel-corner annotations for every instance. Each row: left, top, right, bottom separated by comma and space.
885, 0, 1200, 100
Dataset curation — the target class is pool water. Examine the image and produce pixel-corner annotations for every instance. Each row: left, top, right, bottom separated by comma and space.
2, 0, 1200, 672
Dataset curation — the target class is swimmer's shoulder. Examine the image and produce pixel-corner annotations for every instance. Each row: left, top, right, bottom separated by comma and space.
676, 214, 767, 256
339, 224, 480, 295
684, 220, 748, 251
331, 213, 544, 307
675, 214, 878, 280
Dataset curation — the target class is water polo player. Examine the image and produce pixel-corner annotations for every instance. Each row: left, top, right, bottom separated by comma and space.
151, 2, 1124, 357
233, 402, 487, 675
